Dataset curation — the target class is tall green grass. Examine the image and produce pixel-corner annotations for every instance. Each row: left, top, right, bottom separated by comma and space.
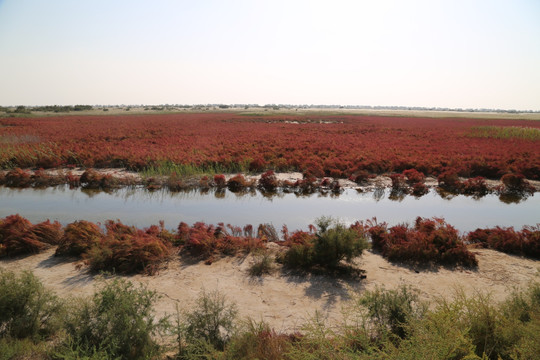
468, 126, 540, 141
140, 160, 250, 177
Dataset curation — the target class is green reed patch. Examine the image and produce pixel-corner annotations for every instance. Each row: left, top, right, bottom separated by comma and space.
468, 126, 540, 141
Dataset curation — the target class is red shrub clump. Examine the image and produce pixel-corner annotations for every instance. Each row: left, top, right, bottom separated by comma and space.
84, 220, 172, 275
411, 182, 429, 196
0, 215, 63, 257
437, 171, 463, 191
178, 222, 264, 261
366, 217, 477, 267
30, 220, 63, 245
403, 169, 425, 184
56, 220, 103, 256
499, 173, 535, 194
213, 174, 226, 187
389, 173, 407, 190
4, 168, 33, 187
462, 177, 489, 196
259, 170, 279, 191
227, 174, 250, 192
80, 169, 116, 189
0, 215, 49, 257
350, 170, 370, 184
467, 225, 539, 259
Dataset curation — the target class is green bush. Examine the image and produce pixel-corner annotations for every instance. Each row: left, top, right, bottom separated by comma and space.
0, 338, 51, 360
178, 289, 238, 353
282, 217, 369, 270
248, 251, 275, 276
357, 285, 426, 339
0, 270, 63, 339
378, 306, 480, 359
61, 278, 168, 360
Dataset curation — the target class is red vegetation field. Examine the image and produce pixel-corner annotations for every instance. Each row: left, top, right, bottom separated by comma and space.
1, 113, 539, 179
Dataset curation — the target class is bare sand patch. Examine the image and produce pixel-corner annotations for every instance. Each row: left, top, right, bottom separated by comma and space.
1, 248, 538, 332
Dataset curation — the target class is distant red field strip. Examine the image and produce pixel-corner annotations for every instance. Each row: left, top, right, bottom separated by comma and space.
1, 113, 538, 179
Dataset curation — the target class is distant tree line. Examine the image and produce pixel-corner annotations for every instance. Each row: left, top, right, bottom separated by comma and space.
0, 105, 93, 114
32, 105, 93, 112
1, 104, 538, 114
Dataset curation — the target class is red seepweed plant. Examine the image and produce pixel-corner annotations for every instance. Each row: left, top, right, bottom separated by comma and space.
467, 225, 539, 259
363, 217, 478, 267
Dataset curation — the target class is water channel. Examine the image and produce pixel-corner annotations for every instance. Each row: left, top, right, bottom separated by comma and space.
1, 185, 538, 233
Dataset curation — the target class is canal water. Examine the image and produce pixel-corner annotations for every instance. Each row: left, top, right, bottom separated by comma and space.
0, 186, 538, 233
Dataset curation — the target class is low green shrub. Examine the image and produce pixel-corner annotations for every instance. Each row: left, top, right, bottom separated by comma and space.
248, 251, 275, 276
0, 338, 51, 360
61, 278, 168, 360
0, 270, 63, 339
378, 303, 480, 359
178, 289, 238, 353
281, 217, 369, 270
357, 285, 426, 339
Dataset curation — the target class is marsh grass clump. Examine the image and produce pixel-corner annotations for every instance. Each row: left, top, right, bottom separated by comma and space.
224, 319, 295, 360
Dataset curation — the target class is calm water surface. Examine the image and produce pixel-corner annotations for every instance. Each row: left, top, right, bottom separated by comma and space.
0, 186, 538, 233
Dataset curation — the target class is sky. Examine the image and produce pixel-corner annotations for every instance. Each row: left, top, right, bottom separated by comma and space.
1, 0, 539, 110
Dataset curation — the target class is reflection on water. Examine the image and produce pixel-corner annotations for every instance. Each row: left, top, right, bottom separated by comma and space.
0, 185, 538, 233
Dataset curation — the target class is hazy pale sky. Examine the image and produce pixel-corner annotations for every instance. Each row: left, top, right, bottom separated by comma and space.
1, 0, 539, 110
